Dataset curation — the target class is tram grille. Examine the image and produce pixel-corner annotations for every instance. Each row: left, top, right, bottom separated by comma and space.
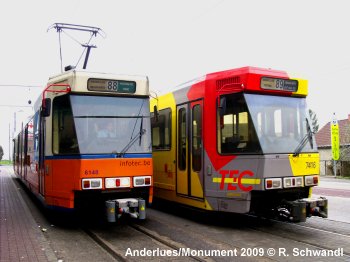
216, 76, 241, 91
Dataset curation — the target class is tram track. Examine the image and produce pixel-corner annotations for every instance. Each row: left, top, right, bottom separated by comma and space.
83, 223, 210, 262
84, 228, 125, 261
241, 214, 350, 255
246, 221, 350, 258
274, 218, 350, 237
129, 223, 213, 262
244, 213, 350, 235
129, 208, 350, 261
130, 212, 277, 262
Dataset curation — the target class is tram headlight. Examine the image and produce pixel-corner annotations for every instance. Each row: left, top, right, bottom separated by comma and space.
105, 177, 130, 188
82, 178, 102, 190
305, 175, 319, 186
283, 177, 304, 188
133, 176, 152, 187
296, 177, 303, 187
265, 178, 282, 190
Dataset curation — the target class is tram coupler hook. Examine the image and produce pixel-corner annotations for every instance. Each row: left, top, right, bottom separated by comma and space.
105, 198, 147, 222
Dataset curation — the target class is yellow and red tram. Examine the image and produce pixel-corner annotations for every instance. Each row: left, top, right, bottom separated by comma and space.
13, 70, 153, 221
151, 66, 327, 222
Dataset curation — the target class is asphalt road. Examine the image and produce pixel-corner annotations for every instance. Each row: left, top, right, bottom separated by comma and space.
313, 176, 350, 223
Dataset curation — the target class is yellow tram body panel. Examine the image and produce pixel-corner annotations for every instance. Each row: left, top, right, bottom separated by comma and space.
151, 92, 213, 210
289, 153, 320, 176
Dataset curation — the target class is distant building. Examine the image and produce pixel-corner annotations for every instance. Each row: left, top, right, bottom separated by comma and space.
315, 115, 350, 176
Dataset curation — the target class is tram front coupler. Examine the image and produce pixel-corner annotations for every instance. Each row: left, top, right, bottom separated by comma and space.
105, 198, 146, 222
277, 197, 328, 222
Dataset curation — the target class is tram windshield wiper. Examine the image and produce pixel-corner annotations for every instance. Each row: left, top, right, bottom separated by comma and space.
117, 116, 146, 157
293, 118, 313, 157
139, 115, 143, 146
116, 100, 147, 157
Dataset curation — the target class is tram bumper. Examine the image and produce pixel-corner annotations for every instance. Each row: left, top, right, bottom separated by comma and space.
106, 198, 146, 222
278, 197, 328, 222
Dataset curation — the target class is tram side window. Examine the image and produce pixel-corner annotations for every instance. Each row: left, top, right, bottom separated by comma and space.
218, 93, 261, 154
192, 104, 202, 172
14, 138, 19, 163
53, 95, 79, 154
151, 108, 171, 150
33, 112, 39, 161
17, 137, 20, 163
178, 108, 187, 170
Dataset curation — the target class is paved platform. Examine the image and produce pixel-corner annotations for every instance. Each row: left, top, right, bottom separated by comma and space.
0, 166, 53, 262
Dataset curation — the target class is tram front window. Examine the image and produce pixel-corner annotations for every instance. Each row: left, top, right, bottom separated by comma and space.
217, 93, 316, 155
245, 94, 316, 154
53, 94, 151, 155
217, 93, 262, 154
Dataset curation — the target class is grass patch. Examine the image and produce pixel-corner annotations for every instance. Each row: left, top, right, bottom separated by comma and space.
336, 176, 350, 180
0, 160, 13, 166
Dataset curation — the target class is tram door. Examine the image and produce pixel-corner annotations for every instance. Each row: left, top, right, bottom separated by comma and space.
176, 101, 204, 199
23, 126, 28, 180
38, 114, 45, 196
19, 131, 23, 178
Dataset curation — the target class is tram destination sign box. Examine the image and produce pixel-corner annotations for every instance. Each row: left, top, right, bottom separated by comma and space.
260, 77, 298, 92
88, 78, 136, 93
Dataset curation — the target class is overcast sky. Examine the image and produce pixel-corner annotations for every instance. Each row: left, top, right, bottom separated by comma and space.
1, 0, 349, 159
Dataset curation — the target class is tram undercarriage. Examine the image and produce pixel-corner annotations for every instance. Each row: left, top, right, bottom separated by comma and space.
250, 189, 328, 222
74, 188, 150, 221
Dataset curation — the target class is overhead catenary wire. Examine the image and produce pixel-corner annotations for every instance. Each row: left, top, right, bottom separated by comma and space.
0, 104, 33, 108
0, 85, 42, 88
0, 85, 43, 106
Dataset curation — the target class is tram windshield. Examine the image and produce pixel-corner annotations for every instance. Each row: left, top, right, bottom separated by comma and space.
217, 93, 316, 154
52, 94, 151, 155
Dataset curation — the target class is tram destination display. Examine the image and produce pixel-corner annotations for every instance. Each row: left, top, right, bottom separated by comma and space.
88, 78, 136, 93
260, 77, 298, 92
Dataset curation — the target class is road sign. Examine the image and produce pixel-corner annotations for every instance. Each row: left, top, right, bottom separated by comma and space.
331, 116, 340, 161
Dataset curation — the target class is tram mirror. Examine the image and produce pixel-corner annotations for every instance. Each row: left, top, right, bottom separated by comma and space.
218, 96, 227, 117
42, 98, 51, 117
153, 105, 159, 122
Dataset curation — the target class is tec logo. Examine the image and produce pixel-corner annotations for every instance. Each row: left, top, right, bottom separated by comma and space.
218, 169, 254, 192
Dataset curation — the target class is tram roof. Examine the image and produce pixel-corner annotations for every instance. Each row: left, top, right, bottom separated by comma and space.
46, 69, 149, 96
32, 70, 149, 112
207, 66, 308, 97
174, 66, 307, 98
48, 69, 148, 85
